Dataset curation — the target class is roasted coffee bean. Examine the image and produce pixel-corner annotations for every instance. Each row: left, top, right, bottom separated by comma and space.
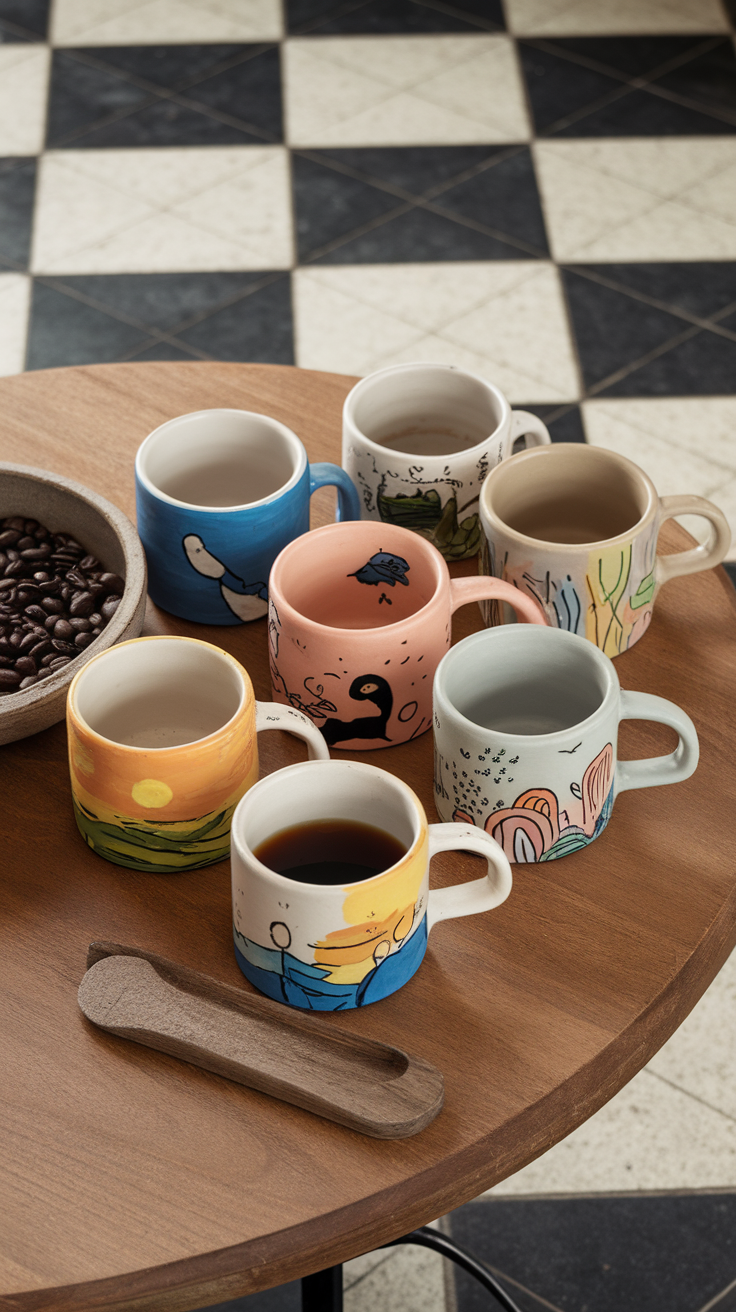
33, 571, 50, 581
49, 656, 71, 670
75, 631, 94, 648
88, 612, 102, 627
65, 568, 87, 589
52, 639, 77, 655
41, 597, 64, 614
101, 596, 120, 620
19, 675, 38, 688
21, 544, 51, 560
69, 591, 94, 617
0, 578, 15, 592
5, 560, 24, 577
69, 617, 91, 632
3, 517, 25, 531
99, 572, 125, 593
0, 530, 20, 547
44, 614, 58, 631
24, 605, 47, 623
17, 536, 35, 550
53, 619, 74, 641
18, 632, 38, 652
30, 640, 51, 658
15, 656, 37, 677
80, 554, 100, 571
0, 668, 22, 686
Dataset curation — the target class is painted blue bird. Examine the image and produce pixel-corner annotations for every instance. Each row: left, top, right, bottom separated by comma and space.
349, 551, 410, 587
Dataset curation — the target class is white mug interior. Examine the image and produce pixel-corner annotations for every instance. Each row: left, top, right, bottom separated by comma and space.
232, 760, 420, 878
346, 363, 506, 458
136, 409, 306, 510
440, 627, 613, 737
72, 638, 245, 749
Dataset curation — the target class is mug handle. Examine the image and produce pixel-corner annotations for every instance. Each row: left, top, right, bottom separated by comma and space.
450, 575, 547, 624
426, 823, 512, 932
655, 495, 731, 586
309, 463, 361, 523
255, 702, 330, 760
506, 410, 551, 455
615, 691, 699, 793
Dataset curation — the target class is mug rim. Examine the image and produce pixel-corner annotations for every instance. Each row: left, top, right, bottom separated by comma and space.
343, 361, 510, 460
269, 520, 448, 637
135, 408, 308, 513
479, 442, 658, 551
434, 626, 619, 744
68, 635, 250, 753
231, 759, 425, 893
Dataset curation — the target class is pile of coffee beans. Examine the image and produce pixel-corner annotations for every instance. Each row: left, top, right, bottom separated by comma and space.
0, 515, 125, 694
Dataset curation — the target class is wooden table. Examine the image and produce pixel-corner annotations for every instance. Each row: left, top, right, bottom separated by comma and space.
2, 363, 735, 1312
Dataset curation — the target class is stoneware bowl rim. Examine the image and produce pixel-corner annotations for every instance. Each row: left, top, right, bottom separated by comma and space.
0, 462, 147, 746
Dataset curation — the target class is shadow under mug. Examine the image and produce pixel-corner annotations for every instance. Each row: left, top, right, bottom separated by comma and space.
342, 362, 551, 563
135, 408, 361, 625
478, 442, 731, 656
67, 636, 329, 873
268, 520, 546, 750
230, 759, 513, 1010
433, 625, 699, 863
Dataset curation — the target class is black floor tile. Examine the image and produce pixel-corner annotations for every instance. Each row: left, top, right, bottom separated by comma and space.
0, 0, 49, 40
652, 39, 736, 119
292, 153, 407, 260
575, 263, 736, 322
26, 283, 154, 370
313, 204, 530, 262
520, 36, 736, 136
553, 86, 736, 137
449, 1194, 736, 1312
0, 158, 36, 270
521, 404, 586, 444
725, 562, 736, 591
561, 269, 687, 391
286, 0, 503, 35
47, 46, 282, 148
175, 278, 294, 364
124, 341, 205, 361
600, 319, 736, 397
305, 145, 510, 201
294, 147, 545, 262
433, 150, 548, 256
28, 273, 267, 334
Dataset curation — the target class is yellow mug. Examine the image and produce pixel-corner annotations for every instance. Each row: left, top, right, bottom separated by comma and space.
66, 635, 328, 873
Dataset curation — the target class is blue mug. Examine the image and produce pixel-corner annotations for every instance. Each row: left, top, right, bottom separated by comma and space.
135, 409, 360, 625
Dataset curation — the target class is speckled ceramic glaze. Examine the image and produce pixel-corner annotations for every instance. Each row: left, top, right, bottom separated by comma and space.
433, 626, 699, 863
479, 443, 731, 657
342, 363, 550, 562
67, 636, 328, 873
135, 409, 360, 625
231, 759, 513, 1010
268, 520, 546, 751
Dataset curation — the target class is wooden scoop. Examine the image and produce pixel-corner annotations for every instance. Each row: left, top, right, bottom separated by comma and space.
78, 942, 444, 1139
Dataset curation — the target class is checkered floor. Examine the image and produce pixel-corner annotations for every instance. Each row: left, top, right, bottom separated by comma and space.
1, 0, 736, 570
2, 2, 736, 1310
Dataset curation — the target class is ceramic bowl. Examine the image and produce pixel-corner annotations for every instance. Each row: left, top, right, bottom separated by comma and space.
0, 463, 147, 745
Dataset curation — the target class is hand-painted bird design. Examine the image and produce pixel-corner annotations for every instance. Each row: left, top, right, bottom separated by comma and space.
349, 551, 410, 587
320, 675, 393, 746
183, 534, 268, 621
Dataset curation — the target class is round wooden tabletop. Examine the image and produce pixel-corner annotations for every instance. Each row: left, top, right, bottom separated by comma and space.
1, 363, 735, 1312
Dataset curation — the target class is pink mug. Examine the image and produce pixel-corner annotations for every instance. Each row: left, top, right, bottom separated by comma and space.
268, 522, 546, 749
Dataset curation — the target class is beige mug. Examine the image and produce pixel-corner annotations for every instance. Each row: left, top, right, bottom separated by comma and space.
478, 443, 731, 656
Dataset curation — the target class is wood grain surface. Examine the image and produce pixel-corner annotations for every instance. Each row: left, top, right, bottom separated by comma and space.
78, 943, 444, 1139
1, 363, 735, 1312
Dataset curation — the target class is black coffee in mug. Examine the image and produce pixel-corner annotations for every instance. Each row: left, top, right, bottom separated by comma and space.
253, 819, 406, 886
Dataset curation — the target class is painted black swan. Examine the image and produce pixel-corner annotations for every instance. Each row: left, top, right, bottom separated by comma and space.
320, 675, 393, 746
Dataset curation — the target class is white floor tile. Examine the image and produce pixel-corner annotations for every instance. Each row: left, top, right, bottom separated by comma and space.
31, 148, 293, 274
534, 140, 736, 263
0, 275, 31, 377
487, 1068, 736, 1196
504, 0, 729, 36
51, 0, 283, 45
0, 46, 50, 157
344, 1243, 446, 1312
283, 35, 530, 147
294, 262, 580, 402
583, 398, 736, 560
648, 949, 736, 1121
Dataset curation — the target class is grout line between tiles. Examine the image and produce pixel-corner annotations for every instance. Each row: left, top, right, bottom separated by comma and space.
643, 1067, 736, 1127
697, 1274, 736, 1312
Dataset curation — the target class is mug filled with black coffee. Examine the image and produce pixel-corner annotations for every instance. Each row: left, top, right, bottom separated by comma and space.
230, 758, 512, 1010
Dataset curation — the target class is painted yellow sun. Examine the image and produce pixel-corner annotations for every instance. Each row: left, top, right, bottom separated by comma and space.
131, 778, 174, 808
